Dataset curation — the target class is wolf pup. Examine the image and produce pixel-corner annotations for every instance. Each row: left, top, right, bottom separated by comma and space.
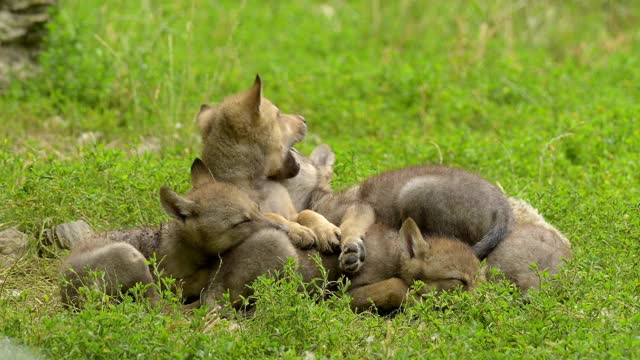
281, 145, 513, 273
202, 217, 481, 313
486, 197, 572, 294
197, 76, 340, 253
60, 159, 285, 308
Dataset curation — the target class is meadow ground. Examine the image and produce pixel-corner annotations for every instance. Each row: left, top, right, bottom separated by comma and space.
1, 0, 639, 358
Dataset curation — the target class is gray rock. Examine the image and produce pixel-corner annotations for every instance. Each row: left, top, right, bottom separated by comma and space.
54, 220, 94, 250
0, 0, 55, 90
0, 227, 30, 266
0, 337, 41, 360
7, 0, 55, 11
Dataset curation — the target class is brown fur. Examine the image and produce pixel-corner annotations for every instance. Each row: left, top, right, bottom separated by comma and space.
486, 197, 572, 294
59, 158, 285, 308
197, 76, 305, 186
197, 76, 341, 252
202, 218, 481, 313
282, 145, 513, 273
348, 219, 481, 312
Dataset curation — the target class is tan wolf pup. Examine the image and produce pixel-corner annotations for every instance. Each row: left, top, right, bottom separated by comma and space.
202, 215, 481, 313
281, 145, 513, 273
486, 197, 572, 294
60, 158, 285, 308
196, 76, 341, 254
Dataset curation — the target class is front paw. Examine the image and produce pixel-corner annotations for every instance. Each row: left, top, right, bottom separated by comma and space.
313, 222, 342, 254
288, 223, 317, 249
339, 237, 366, 274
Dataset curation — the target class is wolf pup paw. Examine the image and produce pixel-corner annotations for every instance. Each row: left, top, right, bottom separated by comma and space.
339, 237, 366, 274
287, 223, 318, 249
312, 222, 342, 254
295, 209, 341, 253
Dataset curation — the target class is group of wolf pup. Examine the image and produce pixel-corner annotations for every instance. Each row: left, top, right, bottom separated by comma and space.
60, 76, 572, 313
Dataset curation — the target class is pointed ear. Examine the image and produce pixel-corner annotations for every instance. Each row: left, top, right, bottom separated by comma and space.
309, 144, 335, 167
399, 218, 429, 258
242, 74, 262, 115
160, 187, 195, 221
196, 104, 212, 134
190, 158, 216, 188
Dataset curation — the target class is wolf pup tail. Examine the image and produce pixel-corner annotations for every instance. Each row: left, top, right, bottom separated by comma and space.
472, 209, 512, 260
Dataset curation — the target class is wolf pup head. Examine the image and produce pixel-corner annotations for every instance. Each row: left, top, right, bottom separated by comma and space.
398, 218, 481, 294
160, 158, 287, 254
197, 75, 307, 183
281, 144, 336, 211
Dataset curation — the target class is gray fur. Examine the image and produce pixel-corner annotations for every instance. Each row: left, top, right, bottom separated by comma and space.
59, 158, 285, 309
284, 147, 513, 272
202, 218, 480, 313
486, 197, 572, 294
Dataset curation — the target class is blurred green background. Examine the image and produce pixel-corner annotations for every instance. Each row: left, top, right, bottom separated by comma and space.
0, 1, 638, 358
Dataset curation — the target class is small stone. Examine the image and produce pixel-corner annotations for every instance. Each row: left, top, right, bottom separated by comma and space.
54, 220, 94, 250
0, 227, 30, 266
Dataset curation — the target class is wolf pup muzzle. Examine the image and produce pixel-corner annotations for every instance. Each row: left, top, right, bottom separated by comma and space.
269, 150, 301, 180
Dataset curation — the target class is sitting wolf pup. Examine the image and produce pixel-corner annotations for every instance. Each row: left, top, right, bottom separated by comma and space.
196, 76, 341, 254
281, 145, 513, 273
60, 159, 286, 308
202, 216, 481, 313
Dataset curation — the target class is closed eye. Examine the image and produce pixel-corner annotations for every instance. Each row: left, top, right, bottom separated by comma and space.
448, 278, 467, 287
234, 218, 251, 227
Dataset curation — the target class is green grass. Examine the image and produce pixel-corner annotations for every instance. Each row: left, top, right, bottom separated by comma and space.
1, 0, 639, 358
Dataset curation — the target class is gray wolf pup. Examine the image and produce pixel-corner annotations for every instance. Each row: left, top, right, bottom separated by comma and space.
59, 158, 285, 308
282, 145, 513, 273
202, 217, 481, 313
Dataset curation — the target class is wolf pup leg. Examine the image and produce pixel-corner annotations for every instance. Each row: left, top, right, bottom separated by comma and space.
349, 277, 410, 312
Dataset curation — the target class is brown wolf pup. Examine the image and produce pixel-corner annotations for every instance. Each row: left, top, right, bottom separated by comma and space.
60, 158, 285, 308
485, 197, 572, 294
197, 76, 341, 253
281, 145, 513, 273
202, 217, 481, 313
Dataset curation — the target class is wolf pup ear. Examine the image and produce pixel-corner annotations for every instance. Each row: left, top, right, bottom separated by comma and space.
160, 187, 195, 221
309, 144, 336, 167
399, 218, 429, 258
243, 74, 262, 115
190, 158, 216, 188
196, 104, 213, 134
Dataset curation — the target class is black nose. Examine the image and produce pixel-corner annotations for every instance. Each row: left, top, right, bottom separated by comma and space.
200, 104, 211, 112
297, 115, 307, 124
